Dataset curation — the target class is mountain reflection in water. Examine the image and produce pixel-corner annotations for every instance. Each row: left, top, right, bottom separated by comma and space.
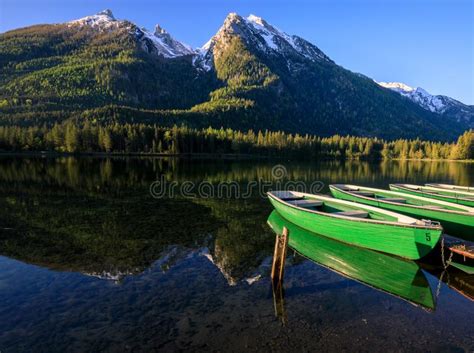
0, 156, 473, 353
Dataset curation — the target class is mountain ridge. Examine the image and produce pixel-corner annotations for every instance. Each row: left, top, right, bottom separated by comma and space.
377, 81, 473, 127
0, 9, 471, 141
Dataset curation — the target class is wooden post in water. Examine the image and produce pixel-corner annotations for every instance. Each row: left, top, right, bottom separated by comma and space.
271, 227, 289, 324
272, 279, 287, 324
271, 227, 289, 285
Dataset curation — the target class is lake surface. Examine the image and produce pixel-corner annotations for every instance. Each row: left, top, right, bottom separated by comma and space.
0, 156, 472, 353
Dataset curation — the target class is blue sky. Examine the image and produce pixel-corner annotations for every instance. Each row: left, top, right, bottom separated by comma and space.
1, 0, 473, 104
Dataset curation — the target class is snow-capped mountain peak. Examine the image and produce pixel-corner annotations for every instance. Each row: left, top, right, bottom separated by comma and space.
378, 81, 414, 93
68, 10, 194, 58
69, 9, 117, 28
98, 9, 114, 18
246, 14, 283, 37
378, 81, 447, 112
247, 14, 266, 27
154, 24, 167, 36
377, 81, 474, 125
194, 12, 332, 71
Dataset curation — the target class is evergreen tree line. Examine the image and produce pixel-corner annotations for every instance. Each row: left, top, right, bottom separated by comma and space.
0, 122, 472, 160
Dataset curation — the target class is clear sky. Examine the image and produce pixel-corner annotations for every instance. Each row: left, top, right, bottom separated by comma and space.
1, 0, 473, 104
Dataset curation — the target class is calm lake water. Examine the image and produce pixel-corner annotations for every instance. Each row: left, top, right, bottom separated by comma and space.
0, 156, 472, 353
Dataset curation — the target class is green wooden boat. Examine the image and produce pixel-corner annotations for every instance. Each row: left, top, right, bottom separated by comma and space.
267, 191, 443, 259
267, 211, 435, 310
330, 184, 474, 241
390, 184, 474, 207
425, 183, 474, 194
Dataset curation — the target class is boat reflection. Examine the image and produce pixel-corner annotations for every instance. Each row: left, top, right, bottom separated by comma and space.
267, 210, 436, 311
421, 264, 474, 302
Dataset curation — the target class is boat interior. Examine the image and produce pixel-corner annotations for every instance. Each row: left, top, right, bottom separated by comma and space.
272, 191, 401, 222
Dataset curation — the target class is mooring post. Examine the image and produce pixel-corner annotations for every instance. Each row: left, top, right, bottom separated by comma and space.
272, 279, 287, 324
271, 226, 289, 284
271, 233, 280, 281
271, 226, 289, 324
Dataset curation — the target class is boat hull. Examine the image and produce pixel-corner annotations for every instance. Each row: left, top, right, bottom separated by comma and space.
330, 186, 474, 241
267, 211, 435, 309
268, 195, 442, 260
390, 185, 474, 207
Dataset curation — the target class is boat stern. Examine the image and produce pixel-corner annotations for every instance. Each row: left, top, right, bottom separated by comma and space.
412, 221, 443, 259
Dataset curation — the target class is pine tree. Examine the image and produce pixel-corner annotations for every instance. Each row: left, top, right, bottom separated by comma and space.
65, 123, 80, 153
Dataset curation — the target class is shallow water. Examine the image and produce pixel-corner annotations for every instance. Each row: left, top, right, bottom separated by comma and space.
0, 157, 472, 352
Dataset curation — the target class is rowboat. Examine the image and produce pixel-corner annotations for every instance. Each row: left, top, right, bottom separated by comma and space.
425, 183, 474, 193
330, 184, 474, 241
390, 184, 474, 207
267, 211, 435, 310
267, 191, 443, 259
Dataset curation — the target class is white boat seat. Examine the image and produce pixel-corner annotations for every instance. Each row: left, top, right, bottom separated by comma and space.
381, 198, 407, 203
288, 199, 323, 208
407, 185, 421, 190
352, 191, 375, 197
334, 210, 369, 218
341, 186, 358, 191
275, 191, 305, 201
424, 205, 444, 209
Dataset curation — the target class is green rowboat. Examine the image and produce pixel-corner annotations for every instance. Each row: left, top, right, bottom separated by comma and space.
390, 184, 474, 207
267, 191, 443, 259
267, 211, 435, 310
330, 184, 474, 241
425, 183, 474, 194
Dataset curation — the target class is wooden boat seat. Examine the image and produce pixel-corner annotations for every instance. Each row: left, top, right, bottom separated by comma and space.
288, 199, 323, 208
424, 205, 444, 209
352, 191, 375, 197
381, 197, 407, 203
275, 191, 305, 201
334, 210, 369, 218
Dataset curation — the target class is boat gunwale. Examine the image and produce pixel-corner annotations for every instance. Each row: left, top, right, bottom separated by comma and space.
267, 191, 443, 230
425, 183, 474, 193
391, 183, 474, 202
330, 184, 474, 216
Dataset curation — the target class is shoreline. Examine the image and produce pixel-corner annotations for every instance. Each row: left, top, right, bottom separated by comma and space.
0, 151, 472, 162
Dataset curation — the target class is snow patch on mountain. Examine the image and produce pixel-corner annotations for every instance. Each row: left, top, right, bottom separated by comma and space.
246, 14, 287, 50
244, 14, 331, 62
139, 25, 194, 58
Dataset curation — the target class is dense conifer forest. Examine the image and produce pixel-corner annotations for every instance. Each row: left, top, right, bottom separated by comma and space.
0, 123, 471, 160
